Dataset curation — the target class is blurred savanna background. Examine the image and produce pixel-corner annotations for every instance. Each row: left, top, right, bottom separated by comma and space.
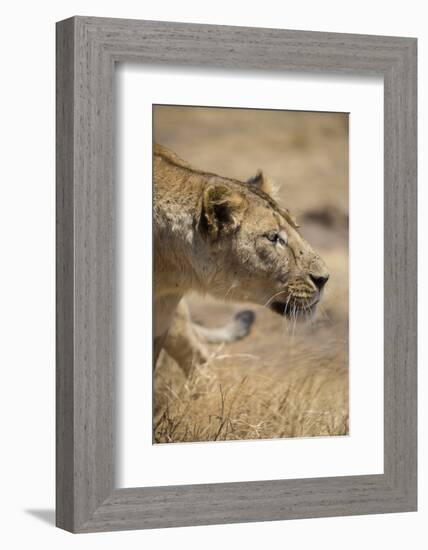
153, 105, 349, 444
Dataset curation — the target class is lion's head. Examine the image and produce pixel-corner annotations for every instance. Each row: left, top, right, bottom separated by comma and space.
196, 171, 329, 320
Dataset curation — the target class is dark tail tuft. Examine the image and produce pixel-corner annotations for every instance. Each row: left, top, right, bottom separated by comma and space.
193, 309, 256, 343
234, 310, 256, 329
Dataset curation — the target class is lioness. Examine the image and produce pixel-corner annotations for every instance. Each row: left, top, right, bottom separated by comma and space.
154, 144, 329, 375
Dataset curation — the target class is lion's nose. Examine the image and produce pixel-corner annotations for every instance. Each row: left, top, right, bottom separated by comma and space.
309, 273, 329, 291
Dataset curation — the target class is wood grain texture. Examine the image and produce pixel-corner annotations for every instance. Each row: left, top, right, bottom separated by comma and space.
56, 16, 417, 533
56, 18, 76, 532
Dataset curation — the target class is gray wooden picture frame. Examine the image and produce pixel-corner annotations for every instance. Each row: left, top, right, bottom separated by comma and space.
56, 16, 417, 533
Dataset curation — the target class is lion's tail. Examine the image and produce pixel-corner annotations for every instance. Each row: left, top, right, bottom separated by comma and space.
192, 310, 255, 344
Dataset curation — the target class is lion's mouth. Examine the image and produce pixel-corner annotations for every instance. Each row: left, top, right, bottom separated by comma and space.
270, 300, 318, 319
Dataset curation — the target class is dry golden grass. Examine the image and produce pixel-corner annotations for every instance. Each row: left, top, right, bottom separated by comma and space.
153, 106, 349, 444
154, 325, 349, 443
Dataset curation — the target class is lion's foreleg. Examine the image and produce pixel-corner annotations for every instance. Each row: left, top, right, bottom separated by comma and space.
162, 301, 210, 377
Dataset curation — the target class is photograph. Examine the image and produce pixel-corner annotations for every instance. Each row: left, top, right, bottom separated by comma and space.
153, 105, 349, 444
0, 2, 418, 542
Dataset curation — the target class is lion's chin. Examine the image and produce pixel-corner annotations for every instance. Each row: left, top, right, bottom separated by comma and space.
269, 300, 318, 321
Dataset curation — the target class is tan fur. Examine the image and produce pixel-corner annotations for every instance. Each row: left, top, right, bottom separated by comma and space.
154, 144, 329, 375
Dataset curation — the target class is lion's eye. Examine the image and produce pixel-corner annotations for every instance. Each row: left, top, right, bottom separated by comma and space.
266, 232, 286, 246
266, 232, 279, 243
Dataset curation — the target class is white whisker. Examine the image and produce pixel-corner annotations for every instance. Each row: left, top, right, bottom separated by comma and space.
223, 282, 239, 301
263, 289, 288, 308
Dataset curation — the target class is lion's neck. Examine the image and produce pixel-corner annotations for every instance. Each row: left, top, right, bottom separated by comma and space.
154, 171, 209, 299
154, 224, 200, 296
153, 182, 206, 337
153, 155, 222, 339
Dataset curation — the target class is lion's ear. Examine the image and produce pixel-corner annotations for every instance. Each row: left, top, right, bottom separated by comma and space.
247, 170, 278, 199
200, 183, 246, 239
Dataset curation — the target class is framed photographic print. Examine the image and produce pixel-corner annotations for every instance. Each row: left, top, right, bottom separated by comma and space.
56, 16, 417, 532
